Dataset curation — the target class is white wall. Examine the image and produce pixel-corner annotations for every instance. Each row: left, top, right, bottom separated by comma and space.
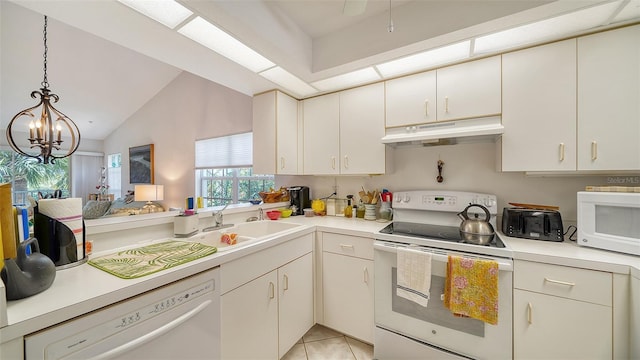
277, 142, 622, 226
102, 71, 252, 209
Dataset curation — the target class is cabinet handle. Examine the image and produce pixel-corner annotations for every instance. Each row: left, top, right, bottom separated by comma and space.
269, 282, 275, 299
559, 143, 565, 162
591, 141, 598, 161
344, 155, 349, 169
340, 244, 354, 249
425, 99, 429, 117
364, 267, 369, 284
331, 156, 336, 170
280, 157, 285, 170
283, 274, 289, 291
527, 302, 533, 324
445, 97, 449, 113
544, 277, 576, 287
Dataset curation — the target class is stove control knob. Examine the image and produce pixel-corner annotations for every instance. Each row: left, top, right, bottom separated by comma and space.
486, 198, 496, 207
403, 194, 411, 203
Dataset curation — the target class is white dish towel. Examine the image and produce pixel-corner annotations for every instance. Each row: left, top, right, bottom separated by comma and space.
396, 247, 432, 307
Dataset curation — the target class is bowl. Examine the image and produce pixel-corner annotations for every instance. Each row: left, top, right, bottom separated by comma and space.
266, 210, 281, 220
259, 191, 283, 203
249, 199, 262, 205
279, 208, 293, 218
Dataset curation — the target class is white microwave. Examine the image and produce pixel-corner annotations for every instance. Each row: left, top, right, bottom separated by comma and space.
577, 191, 640, 256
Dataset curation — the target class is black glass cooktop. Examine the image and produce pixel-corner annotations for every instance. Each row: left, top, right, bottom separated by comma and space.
379, 222, 506, 248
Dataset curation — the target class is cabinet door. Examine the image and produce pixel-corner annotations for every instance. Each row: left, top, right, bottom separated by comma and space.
221, 270, 278, 359
437, 56, 501, 121
501, 39, 577, 171
385, 71, 437, 128
578, 25, 640, 171
252, 91, 277, 175
303, 93, 340, 174
631, 274, 640, 358
323, 252, 374, 343
514, 289, 612, 359
276, 91, 299, 175
278, 253, 314, 357
340, 83, 386, 174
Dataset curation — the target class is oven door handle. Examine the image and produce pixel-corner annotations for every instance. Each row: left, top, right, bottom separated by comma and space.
374, 242, 513, 271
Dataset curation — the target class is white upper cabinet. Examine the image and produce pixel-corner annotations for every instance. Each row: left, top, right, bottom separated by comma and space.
303, 93, 340, 175
385, 70, 437, 128
276, 92, 300, 174
577, 25, 640, 171
501, 39, 577, 171
252, 90, 299, 175
339, 83, 386, 174
303, 83, 387, 175
252, 91, 276, 175
436, 55, 502, 121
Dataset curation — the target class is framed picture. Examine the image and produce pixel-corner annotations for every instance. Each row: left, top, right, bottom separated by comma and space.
129, 144, 154, 184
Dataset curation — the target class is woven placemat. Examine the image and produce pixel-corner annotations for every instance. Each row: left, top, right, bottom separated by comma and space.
88, 240, 217, 279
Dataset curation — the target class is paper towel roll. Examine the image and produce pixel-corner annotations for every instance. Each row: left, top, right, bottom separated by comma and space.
38, 198, 84, 260
0, 183, 17, 260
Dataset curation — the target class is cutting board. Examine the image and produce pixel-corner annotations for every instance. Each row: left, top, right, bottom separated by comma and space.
88, 240, 217, 279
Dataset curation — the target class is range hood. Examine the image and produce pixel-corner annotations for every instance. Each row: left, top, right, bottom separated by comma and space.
381, 117, 504, 146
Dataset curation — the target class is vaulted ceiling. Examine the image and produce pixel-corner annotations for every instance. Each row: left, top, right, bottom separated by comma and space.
1, 0, 637, 140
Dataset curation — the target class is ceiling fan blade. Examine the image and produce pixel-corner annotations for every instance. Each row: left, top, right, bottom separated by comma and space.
343, 0, 367, 16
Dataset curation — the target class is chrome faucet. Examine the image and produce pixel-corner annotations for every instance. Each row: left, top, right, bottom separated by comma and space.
213, 203, 229, 227
258, 207, 264, 221
203, 203, 233, 231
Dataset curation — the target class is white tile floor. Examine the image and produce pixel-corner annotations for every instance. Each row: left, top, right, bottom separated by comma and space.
281, 324, 374, 360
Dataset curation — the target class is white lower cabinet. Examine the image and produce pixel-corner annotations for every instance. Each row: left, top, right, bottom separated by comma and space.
513, 260, 613, 359
221, 235, 313, 359
321, 233, 374, 343
221, 270, 279, 359
278, 252, 314, 356
631, 273, 640, 358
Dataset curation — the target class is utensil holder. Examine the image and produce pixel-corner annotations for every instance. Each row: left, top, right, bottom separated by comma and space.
364, 204, 376, 220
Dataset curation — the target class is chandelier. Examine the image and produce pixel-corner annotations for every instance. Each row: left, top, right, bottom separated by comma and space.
5, 15, 80, 164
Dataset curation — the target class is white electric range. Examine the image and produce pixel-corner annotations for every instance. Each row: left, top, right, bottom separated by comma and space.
374, 190, 513, 360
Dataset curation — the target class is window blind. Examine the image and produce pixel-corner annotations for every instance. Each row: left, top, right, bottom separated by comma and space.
195, 132, 253, 169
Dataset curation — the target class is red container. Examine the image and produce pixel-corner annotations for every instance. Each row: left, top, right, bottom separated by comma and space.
266, 210, 281, 220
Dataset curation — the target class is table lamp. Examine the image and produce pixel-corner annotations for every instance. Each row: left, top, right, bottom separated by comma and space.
134, 185, 164, 213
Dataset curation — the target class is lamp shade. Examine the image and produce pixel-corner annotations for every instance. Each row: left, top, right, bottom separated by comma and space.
134, 185, 164, 202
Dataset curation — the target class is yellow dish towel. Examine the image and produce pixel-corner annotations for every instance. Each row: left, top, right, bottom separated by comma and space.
444, 255, 499, 325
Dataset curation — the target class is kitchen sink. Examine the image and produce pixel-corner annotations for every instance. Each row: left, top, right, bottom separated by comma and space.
231, 220, 301, 238
183, 221, 303, 251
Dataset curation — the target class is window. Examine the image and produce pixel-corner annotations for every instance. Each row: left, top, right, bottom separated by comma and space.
195, 133, 274, 207
0, 149, 70, 204
107, 153, 122, 199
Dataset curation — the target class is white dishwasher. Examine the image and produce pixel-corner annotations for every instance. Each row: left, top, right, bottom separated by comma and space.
25, 268, 220, 360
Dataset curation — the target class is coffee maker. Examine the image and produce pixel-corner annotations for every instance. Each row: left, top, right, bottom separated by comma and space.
288, 186, 310, 216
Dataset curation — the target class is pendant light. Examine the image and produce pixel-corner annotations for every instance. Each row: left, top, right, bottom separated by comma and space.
5, 15, 80, 164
